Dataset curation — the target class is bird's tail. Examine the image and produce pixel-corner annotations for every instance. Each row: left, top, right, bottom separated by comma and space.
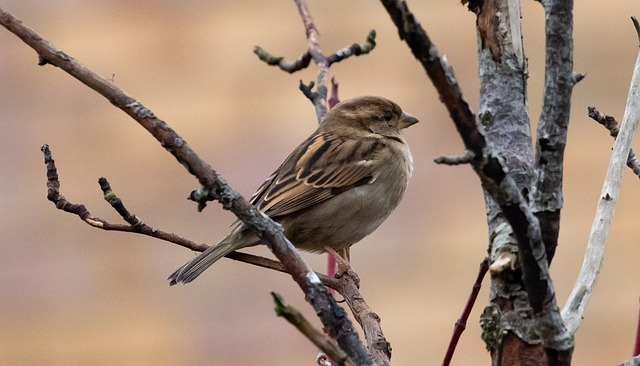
168, 238, 236, 285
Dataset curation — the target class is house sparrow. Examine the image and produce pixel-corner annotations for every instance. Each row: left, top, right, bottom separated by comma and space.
169, 96, 418, 285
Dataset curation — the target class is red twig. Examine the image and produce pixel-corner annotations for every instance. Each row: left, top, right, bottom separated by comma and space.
634, 297, 640, 356
442, 258, 490, 366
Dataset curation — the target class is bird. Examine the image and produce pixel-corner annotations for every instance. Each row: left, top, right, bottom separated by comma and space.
169, 96, 418, 285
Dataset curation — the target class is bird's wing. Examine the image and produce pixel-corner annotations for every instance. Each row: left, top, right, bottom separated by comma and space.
249, 132, 385, 218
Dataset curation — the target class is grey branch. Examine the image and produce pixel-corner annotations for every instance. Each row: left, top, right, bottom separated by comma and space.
381, 0, 573, 360
253, 46, 312, 73
326, 30, 377, 65
531, 0, 578, 264
562, 17, 640, 334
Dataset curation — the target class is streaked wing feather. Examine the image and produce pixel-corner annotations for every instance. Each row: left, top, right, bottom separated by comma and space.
251, 132, 383, 218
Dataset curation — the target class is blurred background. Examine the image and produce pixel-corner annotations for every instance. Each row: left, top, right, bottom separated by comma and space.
1, 1, 640, 365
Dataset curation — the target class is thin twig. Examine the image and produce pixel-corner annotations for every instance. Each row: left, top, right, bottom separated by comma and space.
635, 297, 640, 357
328, 77, 340, 109
434, 150, 475, 165
442, 258, 489, 366
41, 145, 342, 288
326, 30, 376, 66
272, 292, 355, 366
253, 47, 312, 73
562, 16, 640, 334
254, 0, 376, 122
588, 106, 640, 178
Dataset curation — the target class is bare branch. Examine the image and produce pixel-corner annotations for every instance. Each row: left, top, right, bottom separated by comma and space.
588, 106, 640, 178
531, 0, 577, 264
253, 9, 390, 361
326, 30, 377, 65
328, 77, 340, 109
443, 258, 489, 366
619, 355, 640, 366
253, 29, 375, 75
326, 248, 390, 366
254, 1, 376, 123
272, 292, 355, 366
98, 177, 144, 227
253, 46, 312, 73
562, 17, 640, 333
635, 297, 640, 357
41, 145, 344, 288
379, 0, 479, 158
434, 150, 475, 165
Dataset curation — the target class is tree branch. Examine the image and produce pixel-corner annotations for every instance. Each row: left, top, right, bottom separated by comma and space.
443, 258, 489, 366
434, 150, 475, 166
379, 0, 479, 158
254, 1, 376, 122
0, 8, 373, 365
531, 0, 578, 264
562, 16, 640, 335
272, 292, 355, 366
381, 0, 573, 362
588, 106, 640, 178
326, 248, 391, 366
41, 145, 343, 289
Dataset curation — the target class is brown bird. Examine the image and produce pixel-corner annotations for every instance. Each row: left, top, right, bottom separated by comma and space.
169, 96, 418, 285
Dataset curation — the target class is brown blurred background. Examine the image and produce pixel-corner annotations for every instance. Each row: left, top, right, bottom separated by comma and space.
1, 1, 640, 365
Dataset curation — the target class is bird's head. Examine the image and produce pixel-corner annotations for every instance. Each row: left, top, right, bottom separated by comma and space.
322, 96, 419, 140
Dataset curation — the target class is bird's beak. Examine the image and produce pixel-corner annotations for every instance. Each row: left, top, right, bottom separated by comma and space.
398, 112, 419, 129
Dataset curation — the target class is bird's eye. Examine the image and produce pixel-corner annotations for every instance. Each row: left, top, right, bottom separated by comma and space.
383, 113, 393, 122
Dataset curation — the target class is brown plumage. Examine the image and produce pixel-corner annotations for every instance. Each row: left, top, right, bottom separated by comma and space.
169, 96, 418, 285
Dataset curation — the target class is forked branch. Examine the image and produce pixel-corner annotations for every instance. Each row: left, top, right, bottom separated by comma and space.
254, 0, 376, 122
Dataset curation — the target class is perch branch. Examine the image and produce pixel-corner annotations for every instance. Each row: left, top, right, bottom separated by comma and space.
0, 8, 372, 364
272, 292, 355, 366
326, 248, 391, 366
588, 106, 640, 178
562, 16, 640, 334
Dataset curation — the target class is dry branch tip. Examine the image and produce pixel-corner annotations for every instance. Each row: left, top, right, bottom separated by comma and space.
633, 16, 640, 46
434, 150, 475, 165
